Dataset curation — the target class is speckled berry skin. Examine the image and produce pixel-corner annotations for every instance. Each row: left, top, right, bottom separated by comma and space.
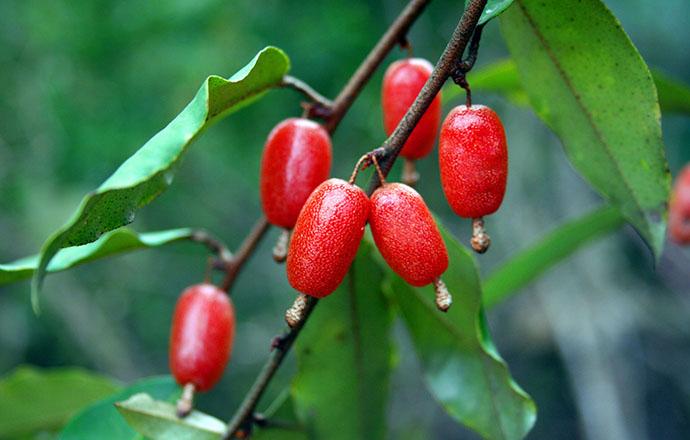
370, 183, 448, 286
382, 58, 442, 160
260, 118, 332, 229
670, 164, 690, 245
439, 105, 508, 218
286, 178, 370, 298
169, 284, 235, 392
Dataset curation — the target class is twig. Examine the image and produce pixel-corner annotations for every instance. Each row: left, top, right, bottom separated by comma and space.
220, 217, 271, 292
224, 296, 318, 439
368, 0, 488, 194
189, 229, 233, 264
324, 0, 433, 133
223, 0, 488, 437
280, 75, 334, 120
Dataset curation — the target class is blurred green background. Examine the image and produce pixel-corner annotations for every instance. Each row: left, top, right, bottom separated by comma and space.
0, 0, 689, 438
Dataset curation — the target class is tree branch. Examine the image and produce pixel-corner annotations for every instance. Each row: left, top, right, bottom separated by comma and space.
280, 75, 334, 120
367, 0, 488, 194
324, 0, 433, 133
223, 0, 488, 438
220, 217, 270, 292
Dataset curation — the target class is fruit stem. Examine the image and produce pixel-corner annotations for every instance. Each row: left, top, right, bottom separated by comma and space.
433, 277, 453, 312
176, 383, 196, 418
370, 154, 387, 185
272, 229, 290, 263
285, 294, 310, 328
471, 217, 491, 253
348, 154, 370, 185
402, 159, 420, 186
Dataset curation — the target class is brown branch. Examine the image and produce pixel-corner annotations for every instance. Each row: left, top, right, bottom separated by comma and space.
223, 0, 488, 438
367, 0, 488, 194
324, 0, 433, 133
280, 75, 334, 120
220, 217, 271, 292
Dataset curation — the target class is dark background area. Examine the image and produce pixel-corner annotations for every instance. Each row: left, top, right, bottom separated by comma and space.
0, 0, 688, 438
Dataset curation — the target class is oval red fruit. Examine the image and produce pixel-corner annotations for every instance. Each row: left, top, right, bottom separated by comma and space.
370, 183, 448, 286
382, 58, 442, 160
286, 178, 370, 298
439, 105, 508, 218
670, 164, 690, 245
169, 284, 235, 392
260, 118, 332, 229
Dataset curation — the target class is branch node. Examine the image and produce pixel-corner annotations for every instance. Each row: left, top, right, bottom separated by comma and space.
285, 294, 309, 328
471, 217, 491, 253
176, 383, 196, 418
272, 229, 290, 263
433, 277, 453, 312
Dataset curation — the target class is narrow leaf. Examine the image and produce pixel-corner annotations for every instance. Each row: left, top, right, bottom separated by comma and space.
61, 376, 180, 440
442, 58, 690, 115
465, 0, 515, 25
483, 205, 625, 308
0, 227, 192, 286
0, 366, 118, 438
291, 241, 394, 440
116, 393, 225, 440
500, 0, 670, 257
32, 46, 290, 309
385, 223, 536, 440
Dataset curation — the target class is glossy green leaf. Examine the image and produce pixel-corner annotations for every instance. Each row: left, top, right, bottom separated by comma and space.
0, 227, 192, 286
385, 223, 536, 440
483, 205, 625, 308
291, 241, 394, 440
466, 0, 515, 25
442, 58, 690, 115
0, 366, 118, 438
60, 376, 179, 440
500, 0, 670, 257
653, 69, 690, 115
115, 393, 225, 440
32, 46, 290, 309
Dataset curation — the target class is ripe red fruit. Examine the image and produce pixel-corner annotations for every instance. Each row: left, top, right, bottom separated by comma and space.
169, 284, 235, 392
439, 105, 508, 218
382, 58, 442, 160
370, 183, 448, 287
260, 118, 332, 229
286, 178, 370, 298
670, 164, 690, 244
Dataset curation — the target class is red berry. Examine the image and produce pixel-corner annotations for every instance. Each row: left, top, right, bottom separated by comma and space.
670, 164, 690, 245
169, 284, 235, 392
439, 105, 508, 218
286, 178, 370, 298
370, 183, 448, 286
382, 58, 442, 160
260, 118, 332, 229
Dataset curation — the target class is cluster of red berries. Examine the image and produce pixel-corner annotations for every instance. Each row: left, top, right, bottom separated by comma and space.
259, 57, 508, 323
165, 57, 509, 413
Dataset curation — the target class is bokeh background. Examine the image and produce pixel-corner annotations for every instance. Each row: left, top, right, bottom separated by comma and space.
0, 0, 689, 438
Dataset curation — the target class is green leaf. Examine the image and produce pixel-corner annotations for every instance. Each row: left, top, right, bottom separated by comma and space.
500, 0, 670, 257
483, 205, 625, 308
466, 0, 515, 25
291, 241, 394, 440
0, 366, 118, 438
384, 223, 536, 440
0, 227, 193, 286
60, 376, 179, 440
31, 46, 290, 310
115, 394, 225, 440
653, 69, 690, 115
443, 58, 690, 116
